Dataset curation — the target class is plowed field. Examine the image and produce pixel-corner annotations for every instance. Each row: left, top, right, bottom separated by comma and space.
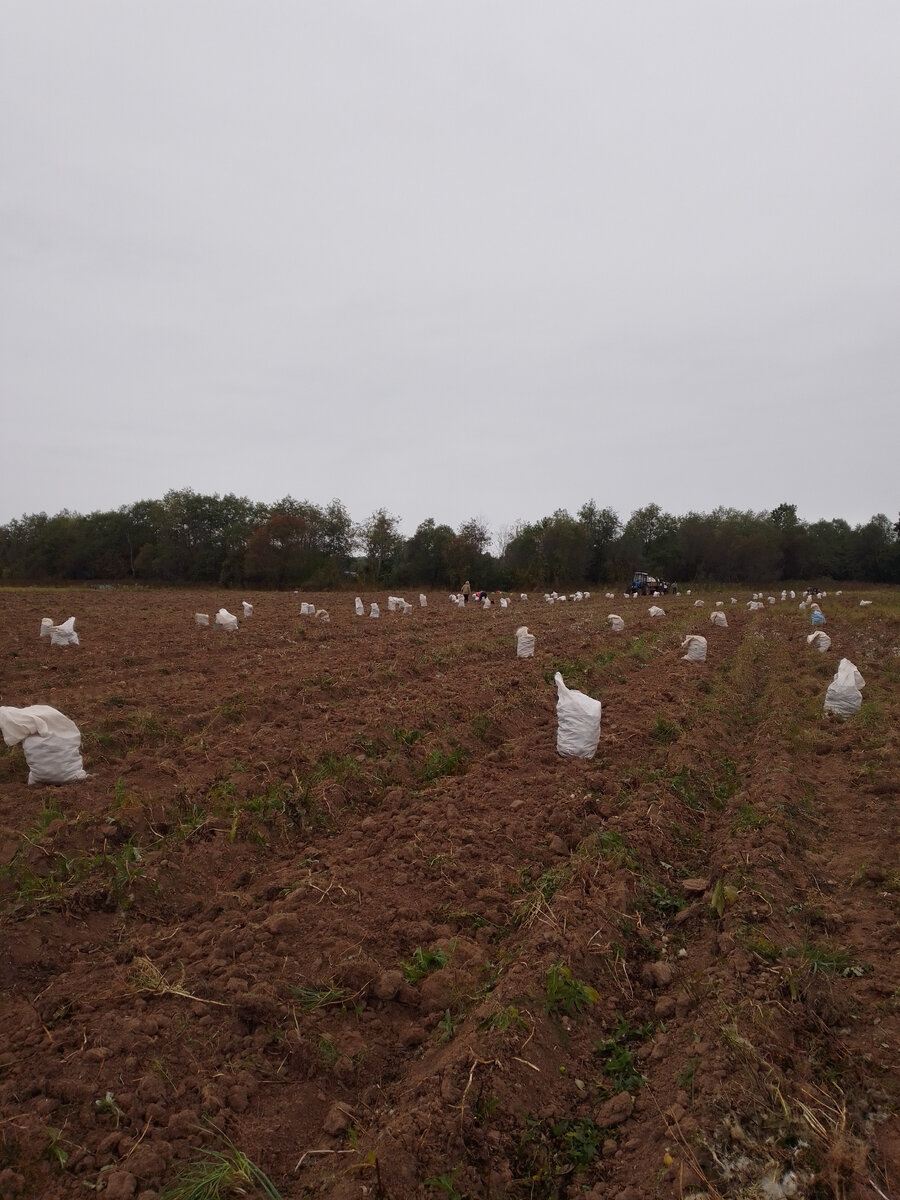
1, 587, 897, 1200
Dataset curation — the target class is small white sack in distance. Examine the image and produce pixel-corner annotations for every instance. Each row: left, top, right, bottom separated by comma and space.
215, 608, 239, 631
648, 606, 665, 617
370, 603, 380, 618
860, 600, 872, 607
709, 611, 727, 628
584, 591, 591, 598
824, 658, 865, 717
608, 614, 625, 632
605, 592, 614, 599
50, 617, 79, 646
515, 626, 535, 658
40, 617, 54, 639
693, 600, 705, 607
315, 609, 330, 623
419, 594, 427, 607
790, 590, 796, 599
681, 634, 708, 662
482, 597, 491, 608
0, 704, 87, 785
388, 597, 401, 612
554, 672, 601, 759
355, 597, 365, 616
195, 612, 210, 627
716, 601, 723, 607
730, 597, 737, 604
520, 594, 528, 601
500, 597, 508, 608
401, 602, 413, 614
807, 631, 831, 652
242, 601, 253, 618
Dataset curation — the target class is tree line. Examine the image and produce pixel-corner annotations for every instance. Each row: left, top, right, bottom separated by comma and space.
1, 491, 898, 588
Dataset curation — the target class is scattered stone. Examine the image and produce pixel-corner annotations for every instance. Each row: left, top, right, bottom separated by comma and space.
641, 961, 674, 989
596, 1090, 634, 1127
262, 912, 300, 936
374, 969, 403, 1001
681, 878, 708, 894
322, 1103, 353, 1136
102, 1172, 138, 1200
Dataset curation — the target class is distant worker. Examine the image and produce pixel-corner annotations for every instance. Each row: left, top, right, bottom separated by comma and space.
462, 580, 471, 604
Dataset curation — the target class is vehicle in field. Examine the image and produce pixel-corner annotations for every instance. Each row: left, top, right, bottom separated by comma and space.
630, 571, 670, 595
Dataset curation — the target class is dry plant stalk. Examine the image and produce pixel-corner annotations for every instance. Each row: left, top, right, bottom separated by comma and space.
129, 956, 229, 1006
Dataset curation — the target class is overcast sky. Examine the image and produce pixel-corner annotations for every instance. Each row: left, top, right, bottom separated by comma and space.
2, 2, 898, 536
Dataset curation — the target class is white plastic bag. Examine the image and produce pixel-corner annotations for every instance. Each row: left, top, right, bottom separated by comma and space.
648, 606, 665, 618
355, 597, 365, 616
370, 603, 380, 618
419, 594, 427, 607
860, 600, 872, 607
40, 617, 54, 639
242, 601, 253, 618
300, 602, 315, 615
515, 626, 535, 658
807, 631, 831, 652
607, 614, 624, 632
315, 608, 330, 623
693, 600, 705, 607
50, 617, 79, 646
681, 634, 708, 662
195, 612, 210, 627
0, 705, 87, 785
482, 597, 491, 609
709, 611, 727, 628
500, 598, 508, 608
824, 658, 865, 717
554, 672, 601, 758
215, 608, 239, 631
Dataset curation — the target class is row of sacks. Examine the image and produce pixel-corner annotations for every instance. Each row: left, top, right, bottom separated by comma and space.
545, 591, 591, 603
39, 616, 79, 646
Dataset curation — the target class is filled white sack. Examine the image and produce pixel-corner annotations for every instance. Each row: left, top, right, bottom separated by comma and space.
860, 600, 872, 607
648, 606, 665, 617
195, 612, 210, 627
500, 598, 509, 608
693, 600, 705, 607
370, 603, 380, 618
709, 611, 727, 628
50, 617, 79, 646
40, 617, 54, 639
607, 614, 625, 632
0, 704, 87, 785
355, 597, 365, 615
515, 626, 535, 658
681, 634, 708, 662
215, 608, 239, 631
482, 597, 491, 608
807, 631, 831, 652
520, 594, 528, 601
401, 602, 413, 614
419, 594, 427, 607
824, 658, 865, 717
555, 672, 601, 758
242, 601, 253, 618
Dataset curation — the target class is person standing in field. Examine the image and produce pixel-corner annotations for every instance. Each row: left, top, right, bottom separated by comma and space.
462, 580, 471, 604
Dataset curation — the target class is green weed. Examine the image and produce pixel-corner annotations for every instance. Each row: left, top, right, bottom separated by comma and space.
732, 802, 769, 833
422, 746, 467, 783
594, 1014, 654, 1092
160, 1129, 283, 1200
544, 963, 598, 1017
401, 943, 454, 984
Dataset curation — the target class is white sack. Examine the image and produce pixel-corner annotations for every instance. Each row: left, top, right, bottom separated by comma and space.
215, 608, 239, 631
681, 634, 708, 662
807, 631, 831, 652
730, 597, 737, 604
515, 626, 535, 658
195, 612, 209, 627
50, 617, 79, 646
315, 609, 330, 623
388, 597, 402, 612
40, 617, 54, 638
693, 600, 705, 607
860, 600, 872, 606
401, 602, 413, 614
355, 597, 365, 616
242, 601, 253, 618
370, 603, 380, 618
790, 590, 796, 599
300, 602, 315, 615
608, 614, 625, 632
500, 598, 509, 608
482, 597, 491, 608
419, 594, 427, 607
555, 672, 601, 759
716, 601, 724, 607
824, 658, 865, 717
0, 704, 87, 785
648, 606, 665, 617
584, 592, 591, 598
605, 592, 614, 599
709, 611, 727, 628
768, 597, 776, 605
520, 594, 528, 601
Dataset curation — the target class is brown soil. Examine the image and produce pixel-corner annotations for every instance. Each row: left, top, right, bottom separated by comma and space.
0, 587, 897, 1200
